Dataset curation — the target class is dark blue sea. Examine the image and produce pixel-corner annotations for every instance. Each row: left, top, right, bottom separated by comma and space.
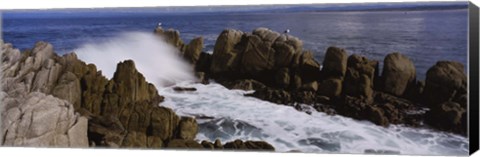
1, 9, 468, 79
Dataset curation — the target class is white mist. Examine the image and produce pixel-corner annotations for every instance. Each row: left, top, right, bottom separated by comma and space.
74, 32, 195, 88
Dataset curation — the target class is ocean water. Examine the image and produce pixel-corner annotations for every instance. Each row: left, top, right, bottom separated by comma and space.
1, 8, 469, 155
73, 32, 468, 155
2, 9, 468, 79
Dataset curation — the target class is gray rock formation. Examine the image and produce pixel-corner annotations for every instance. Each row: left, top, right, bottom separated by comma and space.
1, 41, 88, 147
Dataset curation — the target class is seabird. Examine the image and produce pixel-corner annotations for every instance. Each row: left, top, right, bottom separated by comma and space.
157, 22, 162, 28
284, 29, 290, 34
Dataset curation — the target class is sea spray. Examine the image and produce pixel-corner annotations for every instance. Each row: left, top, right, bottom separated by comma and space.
72, 31, 468, 156
75, 31, 196, 87
159, 81, 469, 155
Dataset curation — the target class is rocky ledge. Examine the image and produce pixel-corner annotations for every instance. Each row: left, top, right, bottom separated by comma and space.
155, 27, 467, 136
0, 40, 274, 150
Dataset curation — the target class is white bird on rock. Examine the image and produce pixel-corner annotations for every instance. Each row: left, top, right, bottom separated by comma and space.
284, 29, 290, 34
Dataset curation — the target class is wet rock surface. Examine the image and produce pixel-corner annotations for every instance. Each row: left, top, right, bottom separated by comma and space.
156, 27, 468, 136
1, 41, 276, 149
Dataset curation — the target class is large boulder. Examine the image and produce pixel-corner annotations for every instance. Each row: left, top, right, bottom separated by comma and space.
176, 117, 198, 140
252, 27, 281, 47
184, 37, 204, 65
381, 53, 416, 97
322, 47, 348, 78
210, 29, 246, 74
423, 61, 467, 108
241, 35, 276, 73
342, 54, 378, 103
318, 78, 343, 98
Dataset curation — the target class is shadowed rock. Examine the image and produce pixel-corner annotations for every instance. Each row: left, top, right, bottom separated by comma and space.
381, 52, 416, 97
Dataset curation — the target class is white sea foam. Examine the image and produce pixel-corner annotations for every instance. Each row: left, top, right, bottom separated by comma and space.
73, 31, 468, 155
159, 81, 468, 155
74, 31, 195, 87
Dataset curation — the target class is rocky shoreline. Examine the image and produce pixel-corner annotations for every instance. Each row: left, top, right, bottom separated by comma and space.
0, 26, 467, 149
154, 27, 467, 136
0, 41, 273, 150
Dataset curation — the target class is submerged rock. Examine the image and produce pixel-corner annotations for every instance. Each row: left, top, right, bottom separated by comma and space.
223, 140, 275, 151
173, 86, 197, 92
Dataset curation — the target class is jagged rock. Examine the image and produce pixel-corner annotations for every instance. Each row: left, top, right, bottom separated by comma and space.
223, 140, 275, 151
423, 61, 467, 108
201, 140, 215, 149
184, 37, 204, 65
173, 86, 197, 92
195, 52, 212, 73
425, 101, 466, 135
274, 34, 303, 54
249, 88, 291, 104
298, 51, 321, 82
292, 91, 317, 104
2, 40, 278, 150
336, 95, 389, 126
210, 29, 246, 74
342, 54, 377, 103
318, 78, 342, 98
154, 28, 185, 51
214, 139, 223, 149
291, 74, 302, 89
275, 68, 290, 88
177, 117, 198, 140
1, 42, 88, 147
273, 42, 296, 68
241, 35, 276, 73
222, 79, 266, 91
62, 53, 108, 114
88, 114, 127, 147
322, 47, 348, 78
166, 139, 204, 149
52, 72, 81, 109
1, 92, 88, 147
300, 81, 318, 92
381, 53, 416, 97
252, 27, 281, 47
